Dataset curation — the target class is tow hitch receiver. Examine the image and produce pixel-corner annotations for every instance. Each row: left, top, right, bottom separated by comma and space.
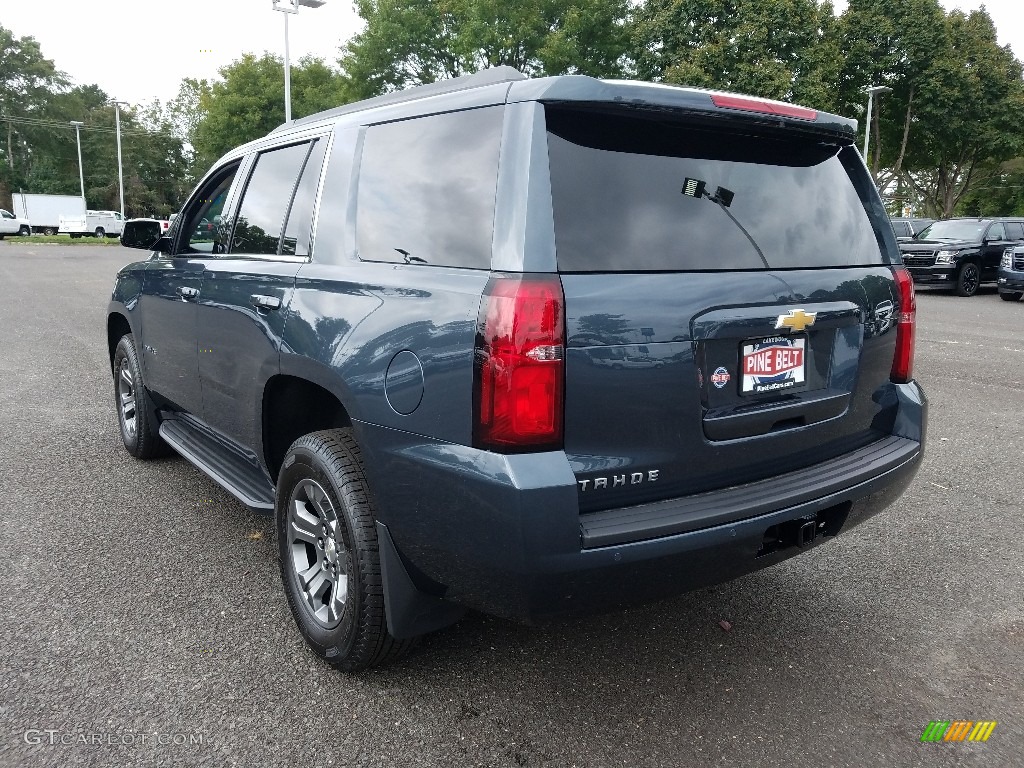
795, 518, 818, 548
757, 514, 826, 558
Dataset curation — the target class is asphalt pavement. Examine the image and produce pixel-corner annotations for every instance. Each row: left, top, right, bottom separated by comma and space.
0, 244, 1021, 767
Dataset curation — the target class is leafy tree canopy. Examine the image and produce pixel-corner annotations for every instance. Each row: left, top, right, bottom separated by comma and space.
191, 53, 350, 171
633, 0, 842, 108
340, 0, 632, 98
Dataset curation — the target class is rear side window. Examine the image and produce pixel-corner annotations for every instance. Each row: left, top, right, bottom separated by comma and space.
356, 106, 503, 269
546, 108, 885, 272
231, 141, 311, 256
281, 139, 328, 257
986, 222, 1006, 240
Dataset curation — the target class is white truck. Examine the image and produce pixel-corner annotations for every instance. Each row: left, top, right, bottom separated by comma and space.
0, 208, 32, 238
58, 210, 126, 238
12, 193, 87, 235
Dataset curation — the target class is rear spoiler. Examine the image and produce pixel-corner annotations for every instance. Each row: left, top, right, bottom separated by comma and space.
507, 77, 857, 142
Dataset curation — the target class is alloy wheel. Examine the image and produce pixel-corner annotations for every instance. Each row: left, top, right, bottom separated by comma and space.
961, 264, 980, 295
117, 359, 137, 440
287, 478, 348, 628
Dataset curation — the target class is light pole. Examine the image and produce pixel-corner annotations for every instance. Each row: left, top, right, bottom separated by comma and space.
863, 85, 893, 161
272, 0, 326, 123
111, 100, 128, 217
70, 120, 85, 203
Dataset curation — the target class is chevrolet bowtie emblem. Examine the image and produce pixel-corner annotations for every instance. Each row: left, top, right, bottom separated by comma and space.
775, 309, 817, 333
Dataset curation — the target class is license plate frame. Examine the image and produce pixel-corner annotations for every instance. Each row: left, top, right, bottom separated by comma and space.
739, 335, 808, 396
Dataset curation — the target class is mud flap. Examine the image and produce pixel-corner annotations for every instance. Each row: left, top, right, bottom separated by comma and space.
377, 521, 465, 639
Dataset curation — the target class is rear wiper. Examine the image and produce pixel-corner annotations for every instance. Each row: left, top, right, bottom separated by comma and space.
395, 248, 428, 265
681, 178, 770, 269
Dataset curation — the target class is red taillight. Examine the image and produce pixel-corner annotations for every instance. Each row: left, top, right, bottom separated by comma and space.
891, 267, 916, 383
474, 275, 565, 452
711, 94, 817, 121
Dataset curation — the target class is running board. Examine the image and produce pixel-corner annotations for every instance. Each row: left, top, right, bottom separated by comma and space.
159, 417, 276, 512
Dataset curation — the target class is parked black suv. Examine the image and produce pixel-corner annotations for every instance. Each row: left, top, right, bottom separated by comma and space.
110, 68, 926, 670
899, 217, 1024, 296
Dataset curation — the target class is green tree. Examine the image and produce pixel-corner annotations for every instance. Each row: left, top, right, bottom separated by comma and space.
633, 0, 841, 108
900, 10, 1024, 217
834, 0, 948, 184
192, 54, 350, 173
836, 2, 1024, 217
0, 25, 190, 217
0, 26, 68, 205
957, 159, 1024, 217
340, 0, 632, 98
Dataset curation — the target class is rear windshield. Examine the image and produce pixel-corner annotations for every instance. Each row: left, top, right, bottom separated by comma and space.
546, 107, 885, 272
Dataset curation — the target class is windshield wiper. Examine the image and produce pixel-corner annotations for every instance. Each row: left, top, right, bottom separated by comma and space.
681, 178, 770, 269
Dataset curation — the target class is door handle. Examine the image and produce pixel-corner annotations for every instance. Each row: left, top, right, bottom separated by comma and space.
250, 294, 282, 311
177, 286, 200, 300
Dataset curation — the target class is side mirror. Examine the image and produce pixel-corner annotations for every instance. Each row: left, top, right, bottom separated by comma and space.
121, 219, 168, 251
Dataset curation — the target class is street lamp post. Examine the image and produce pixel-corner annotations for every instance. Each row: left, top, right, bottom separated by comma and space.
111, 100, 128, 217
272, 0, 326, 123
863, 85, 893, 161
70, 121, 85, 203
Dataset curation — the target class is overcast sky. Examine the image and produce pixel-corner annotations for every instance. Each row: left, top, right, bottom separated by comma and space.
3, 0, 1023, 108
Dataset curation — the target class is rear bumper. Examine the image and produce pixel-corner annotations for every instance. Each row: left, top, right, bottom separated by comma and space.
356, 381, 927, 624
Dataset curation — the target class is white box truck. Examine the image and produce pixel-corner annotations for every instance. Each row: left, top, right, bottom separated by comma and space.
58, 210, 126, 238
12, 193, 87, 235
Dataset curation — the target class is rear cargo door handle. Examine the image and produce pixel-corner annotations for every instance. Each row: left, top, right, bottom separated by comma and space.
250, 294, 281, 311
176, 286, 199, 300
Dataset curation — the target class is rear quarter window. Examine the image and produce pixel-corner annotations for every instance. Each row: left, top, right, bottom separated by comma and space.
355, 106, 503, 269
546, 107, 885, 272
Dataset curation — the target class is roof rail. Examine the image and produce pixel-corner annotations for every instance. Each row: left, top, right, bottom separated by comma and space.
273, 66, 528, 133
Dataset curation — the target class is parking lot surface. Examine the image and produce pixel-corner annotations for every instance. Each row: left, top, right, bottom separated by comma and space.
1, 244, 1021, 767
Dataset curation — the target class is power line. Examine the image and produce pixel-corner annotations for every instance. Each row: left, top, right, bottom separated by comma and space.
0, 114, 177, 139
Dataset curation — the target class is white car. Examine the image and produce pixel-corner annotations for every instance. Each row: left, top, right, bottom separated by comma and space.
0, 208, 32, 238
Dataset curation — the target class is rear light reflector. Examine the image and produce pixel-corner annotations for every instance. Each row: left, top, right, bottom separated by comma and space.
711, 94, 817, 121
474, 275, 565, 452
891, 267, 916, 383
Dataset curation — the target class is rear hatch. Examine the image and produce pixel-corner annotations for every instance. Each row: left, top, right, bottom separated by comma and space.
544, 105, 905, 513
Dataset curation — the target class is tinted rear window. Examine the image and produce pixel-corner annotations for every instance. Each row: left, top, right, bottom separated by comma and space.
546, 108, 884, 272
356, 106, 503, 269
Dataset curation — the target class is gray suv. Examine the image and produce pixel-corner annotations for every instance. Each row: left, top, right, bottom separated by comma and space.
110, 68, 926, 670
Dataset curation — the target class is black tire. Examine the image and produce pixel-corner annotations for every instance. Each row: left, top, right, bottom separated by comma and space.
42, 227, 56, 236
112, 334, 168, 459
94, 227, 105, 239
18, 226, 30, 236
276, 429, 416, 671
1000, 291, 1023, 302
955, 262, 981, 297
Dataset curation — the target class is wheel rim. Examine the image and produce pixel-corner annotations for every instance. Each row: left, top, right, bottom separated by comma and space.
287, 478, 348, 628
96, 229, 104, 238
117, 359, 137, 440
962, 265, 979, 294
